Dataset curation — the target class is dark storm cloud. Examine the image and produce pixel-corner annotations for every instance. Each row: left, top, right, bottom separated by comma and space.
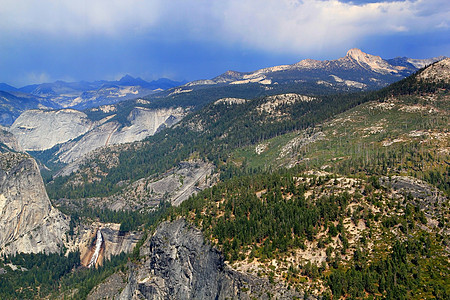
0, 0, 448, 86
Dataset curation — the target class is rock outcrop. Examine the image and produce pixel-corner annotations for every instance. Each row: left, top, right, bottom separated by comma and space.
380, 175, 448, 220
9, 106, 186, 164
9, 109, 93, 151
63, 160, 215, 212
417, 57, 450, 83
107, 161, 214, 211
0, 152, 69, 255
112, 219, 301, 300
0, 129, 21, 152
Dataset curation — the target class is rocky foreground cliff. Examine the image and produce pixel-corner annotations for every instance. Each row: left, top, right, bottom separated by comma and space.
0, 152, 69, 255
88, 219, 302, 300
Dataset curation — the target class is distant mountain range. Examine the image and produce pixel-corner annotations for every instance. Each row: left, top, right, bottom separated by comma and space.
0, 49, 446, 126
0, 76, 184, 125
144, 49, 446, 111
180, 48, 445, 90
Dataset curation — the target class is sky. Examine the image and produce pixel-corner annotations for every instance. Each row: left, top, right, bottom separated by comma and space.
1, 0, 449, 87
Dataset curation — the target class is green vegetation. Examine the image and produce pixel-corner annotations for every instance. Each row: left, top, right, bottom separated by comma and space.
0, 250, 80, 299
46, 91, 371, 200
57, 200, 171, 234
168, 162, 449, 298
328, 237, 449, 299
8, 62, 448, 298
231, 91, 449, 196
174, 169, 348, 261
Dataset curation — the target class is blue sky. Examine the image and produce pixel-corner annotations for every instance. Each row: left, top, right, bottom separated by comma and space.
1, 0, 449, 87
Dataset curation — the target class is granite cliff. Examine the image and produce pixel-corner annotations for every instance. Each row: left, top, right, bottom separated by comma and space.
9, 106, 186, 164
0, 152, 69, 255
89, 219, 302, 299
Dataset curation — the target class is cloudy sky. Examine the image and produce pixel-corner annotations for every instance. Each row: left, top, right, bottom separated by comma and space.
1, 0, 449, 86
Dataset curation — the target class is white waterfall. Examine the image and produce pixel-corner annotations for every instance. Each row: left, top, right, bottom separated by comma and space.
88, 229, 103, 268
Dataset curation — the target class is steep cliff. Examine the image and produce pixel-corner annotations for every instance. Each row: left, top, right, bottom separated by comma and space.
112, 219, 301, 300
0, 152, 69, 255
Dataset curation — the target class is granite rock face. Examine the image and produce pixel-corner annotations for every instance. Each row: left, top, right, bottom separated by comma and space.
0, 152, 68, 255
380, 175, 448, 219
0, 129, 22, 152
87, 160, 215, 212
9, 109, 93, 151
9, 106, 186, 164
116, 219, 301, 300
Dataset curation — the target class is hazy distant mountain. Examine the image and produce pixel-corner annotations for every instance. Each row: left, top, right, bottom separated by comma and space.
0, 76, 184, 125
0, 91, 55, 125
16, 75, 184, 108
0, 83, 19, 93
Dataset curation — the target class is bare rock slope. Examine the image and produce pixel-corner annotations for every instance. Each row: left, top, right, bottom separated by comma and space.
9, 106, 186, 164
9, 109, 92, 151
0, 152, 69, 255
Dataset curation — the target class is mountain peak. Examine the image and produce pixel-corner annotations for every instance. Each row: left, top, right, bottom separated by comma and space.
344, 48, 401, 74
345, 48, 380, 62
119, 74, 136, 82
346, 48, 365, 57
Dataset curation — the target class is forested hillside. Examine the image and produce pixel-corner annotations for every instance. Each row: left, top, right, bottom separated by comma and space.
46, 91, 371, 200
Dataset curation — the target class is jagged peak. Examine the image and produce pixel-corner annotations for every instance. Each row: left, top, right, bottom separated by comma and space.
344, 48, 403, 74
346, 48, 382, 62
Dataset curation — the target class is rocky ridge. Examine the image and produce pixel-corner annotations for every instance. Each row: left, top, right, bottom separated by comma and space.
417, 57, 450, 83
60, 161, 215, 212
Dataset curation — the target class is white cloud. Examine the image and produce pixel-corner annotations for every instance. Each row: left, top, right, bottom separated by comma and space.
0, 0, 161, 37
0, 0, 448, 54
215, 0, 450, 54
